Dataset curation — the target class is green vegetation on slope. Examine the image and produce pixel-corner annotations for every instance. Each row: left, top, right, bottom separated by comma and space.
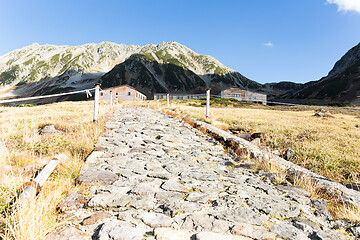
0, 65, 20, 85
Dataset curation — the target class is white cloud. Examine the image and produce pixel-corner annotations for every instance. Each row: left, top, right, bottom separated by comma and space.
326, 0, 360, 13
264, 42, 273, 47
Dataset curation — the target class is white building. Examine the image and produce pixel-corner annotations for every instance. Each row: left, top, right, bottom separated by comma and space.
100, 85, 146, 101
221, 87, 267, 105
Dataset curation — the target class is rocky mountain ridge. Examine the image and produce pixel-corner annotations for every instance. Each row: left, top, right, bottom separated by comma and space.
284, 42, 360, 104
99, 52, 260, 98
2, 40, 359, 103
327, 42, 360, 79
0, 41, 259, 99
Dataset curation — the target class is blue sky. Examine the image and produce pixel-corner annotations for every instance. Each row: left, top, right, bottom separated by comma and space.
0, 0, 360, 84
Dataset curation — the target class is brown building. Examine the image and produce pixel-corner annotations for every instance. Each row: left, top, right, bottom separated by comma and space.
100, 85, 146, 101
221, 87, 267, 105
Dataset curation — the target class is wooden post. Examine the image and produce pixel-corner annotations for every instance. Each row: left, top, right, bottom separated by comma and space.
157, 99, 159, 108
167, 93, 170, 107
19, 154, 66, 199
93, 84, 100, 122
109, 90, 113, 108
206, 89, 210, 119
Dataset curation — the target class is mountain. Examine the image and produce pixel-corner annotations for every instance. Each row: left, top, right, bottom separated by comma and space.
99, 42, 262, 98
288, 42, 360, 104
0, 42, 141, 98
0, 41, 261, 100
262, 81, 304, 99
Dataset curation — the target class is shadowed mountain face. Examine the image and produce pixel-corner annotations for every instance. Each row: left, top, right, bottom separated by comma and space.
292, 62, 360, 102
100, 54, 206, 98
100, 54, 262, 99
285, 42, 360, 104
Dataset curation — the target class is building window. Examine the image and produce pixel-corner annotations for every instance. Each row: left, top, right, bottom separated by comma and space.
128, 92, 131, 96
232, 94, 235, 97
249, 97, 251, 99
180, 96, 183, 100
101, 92, 103, 96
191, 96, 193, 99
197, 96, 199, 99
116, 92, 118, 95
177, 96, 180, 99
254, 97, 256, 99
171, 96, 173, 99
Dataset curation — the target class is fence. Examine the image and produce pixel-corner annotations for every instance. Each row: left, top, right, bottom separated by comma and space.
0, 85, 102, 122
1, 86, 359, 125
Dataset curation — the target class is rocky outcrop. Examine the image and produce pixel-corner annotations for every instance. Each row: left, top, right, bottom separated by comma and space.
52, 108, 353, 239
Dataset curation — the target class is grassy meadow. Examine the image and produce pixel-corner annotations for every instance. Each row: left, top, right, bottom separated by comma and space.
0, 101, 110, 240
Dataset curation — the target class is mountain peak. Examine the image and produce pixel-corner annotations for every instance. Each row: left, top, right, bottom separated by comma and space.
0, 41, 259, 99
327, 42, 360, 78
159, 41, 189, 50
19, 42, 41, 51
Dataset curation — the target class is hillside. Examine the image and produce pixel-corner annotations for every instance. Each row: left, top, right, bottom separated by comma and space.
0, 42, 141, 97
0, 41, 261, 99
288, 42, 360, 104
262, 81, 304, 99
100, 42, 261, 98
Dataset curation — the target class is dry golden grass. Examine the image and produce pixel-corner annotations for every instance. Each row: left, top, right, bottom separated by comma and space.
293, 174, 360, 223
253, 157, 288, 184
167, 101, 360, 184
0, 101, 110, 240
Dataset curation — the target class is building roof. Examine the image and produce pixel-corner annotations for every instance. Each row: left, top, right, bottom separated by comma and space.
102, 84, 137, 91
101, 84, 147, 96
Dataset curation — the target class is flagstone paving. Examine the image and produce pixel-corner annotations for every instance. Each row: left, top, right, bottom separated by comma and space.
47, 108, 349, 240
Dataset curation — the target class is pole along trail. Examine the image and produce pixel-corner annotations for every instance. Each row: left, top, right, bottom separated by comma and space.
47, 108, 348, 240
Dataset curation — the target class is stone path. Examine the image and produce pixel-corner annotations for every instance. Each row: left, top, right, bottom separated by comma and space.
48, 108, 350, 240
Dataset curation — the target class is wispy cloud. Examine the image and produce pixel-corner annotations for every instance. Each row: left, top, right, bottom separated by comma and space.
264, 42, 274, 47
326, 0, 360, 13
